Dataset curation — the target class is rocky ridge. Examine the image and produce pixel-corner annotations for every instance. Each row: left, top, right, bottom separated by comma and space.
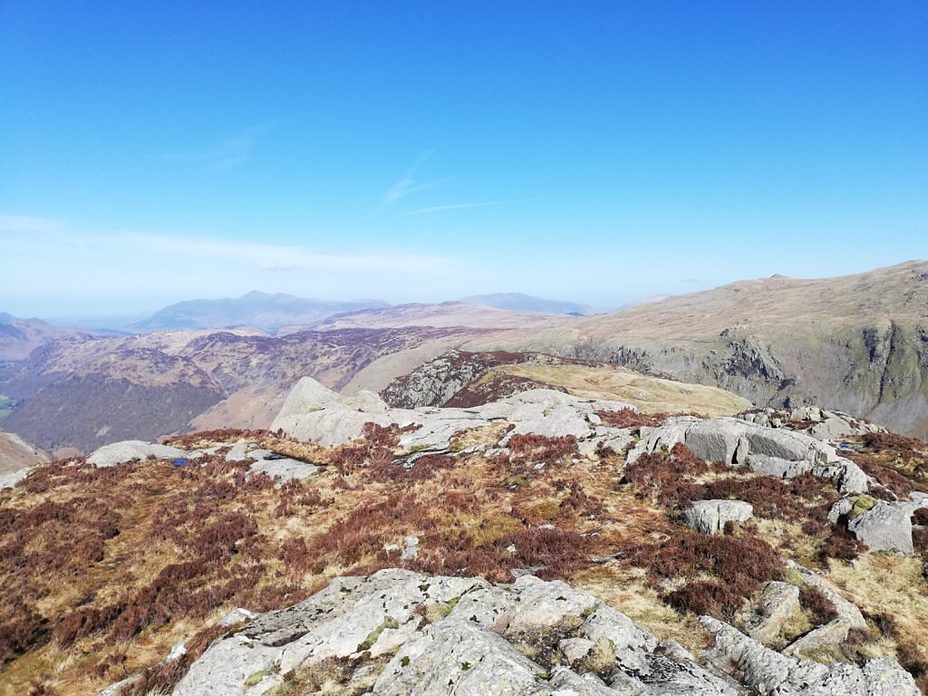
118, 569, 918, 696
6, 375, 928, 695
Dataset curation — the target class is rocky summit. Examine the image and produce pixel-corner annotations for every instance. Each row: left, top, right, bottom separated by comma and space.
0, 372, 924, 696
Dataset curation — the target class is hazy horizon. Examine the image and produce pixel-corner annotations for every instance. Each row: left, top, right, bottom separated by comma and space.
2, 2, 926, 316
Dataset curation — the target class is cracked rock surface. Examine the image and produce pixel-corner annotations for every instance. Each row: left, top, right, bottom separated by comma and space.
163, 569, 917, 696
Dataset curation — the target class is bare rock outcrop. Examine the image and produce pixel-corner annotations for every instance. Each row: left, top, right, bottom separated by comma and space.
271, 376, 636, 455
159, 569, 918, 696
87, 440, 191, 467
629, 417, 870, 495
685, 499, 754, 535
847, 498, 928, 554
701, 615, 918, 695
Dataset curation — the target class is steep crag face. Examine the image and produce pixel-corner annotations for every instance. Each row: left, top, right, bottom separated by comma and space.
464, 261, 928, 437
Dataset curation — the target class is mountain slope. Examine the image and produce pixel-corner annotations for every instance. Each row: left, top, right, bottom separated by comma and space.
465, 261, 928, 436
0, 313, 83, 361
0, 327, 475, 452
0, 429, 49, 476
133, 291, 389, 332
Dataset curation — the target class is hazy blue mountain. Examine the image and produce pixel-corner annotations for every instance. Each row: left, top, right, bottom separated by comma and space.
460, 292, 593, 316
132, 291, 390, 333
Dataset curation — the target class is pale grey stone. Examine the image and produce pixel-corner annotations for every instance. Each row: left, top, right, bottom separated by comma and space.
746, 454, 813, 479
217, 607, 256, 628
0, 467, 32, 489
827, 498, 853, 524
88, 440, 190, 468
374, 619, 548, 695
401, 535, 419, 560
248, 457, 318, 483
700, 615, 919, 695
685, 500, 753, 535
558, 637, 595, 664
782, 619, 850, 659
848, 499, 928, 554
745, 581, 801, 645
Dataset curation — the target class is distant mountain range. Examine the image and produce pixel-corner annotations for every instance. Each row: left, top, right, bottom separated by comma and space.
131, 291, 390, 332
133, 291, 593, 332
460, 292, 593, 315
2, 262, 927, 452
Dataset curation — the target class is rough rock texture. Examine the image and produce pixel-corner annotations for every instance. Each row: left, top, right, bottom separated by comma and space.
701, 615, 919, 695
168, 570, 749, 696
738, 407, 884, 442
467, 262, 928, 438
87, 440, 191, 468
847, 499, 928, 554
629, 417, 870, 495
685, 500, 754, 535
271, 376, 636, 454
160, 569, 919, 696
744, 581, 801, 645
782, 619, 850, 659
0, 466, 33, 489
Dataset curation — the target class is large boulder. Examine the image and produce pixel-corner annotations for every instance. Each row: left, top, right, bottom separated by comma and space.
87, 440, 191, 468
628, 417, 870, 495
847, 499, 928, 554
685, 500, 754, 535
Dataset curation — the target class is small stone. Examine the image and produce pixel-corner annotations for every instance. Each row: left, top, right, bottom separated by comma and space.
559, 637, 595, 664
685, 500, 753, 535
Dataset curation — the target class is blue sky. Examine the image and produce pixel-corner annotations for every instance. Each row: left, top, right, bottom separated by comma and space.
1, 1, 926, 316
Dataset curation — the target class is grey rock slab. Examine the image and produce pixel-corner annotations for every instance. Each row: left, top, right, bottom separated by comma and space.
827, 498, 853, 524
503, 574, 598, 636
217, 607, 257, 628
745, 454, 813, 479
559, 637, 595, 664
639, 651, 740, 695
700, 615, 919, 695
248, 457, 318, 483
848, 499, 928, 554
273, 377, 637, 451
0, 466, 32, 489
578, 603, 657, 674
172, 634, 280, 696
745, 581, 801, 645
373, 618, 548, 696
551, 668, 628, 695
782, 619, 850, 659
88, 440, 190, 468
685, 500, 754, 535
627, 417, 871, 495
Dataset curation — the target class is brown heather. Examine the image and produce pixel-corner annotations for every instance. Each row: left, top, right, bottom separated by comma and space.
1, 427, 927, 694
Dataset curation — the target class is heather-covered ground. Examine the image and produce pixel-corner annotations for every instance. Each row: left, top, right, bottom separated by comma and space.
1, 423, 926, 694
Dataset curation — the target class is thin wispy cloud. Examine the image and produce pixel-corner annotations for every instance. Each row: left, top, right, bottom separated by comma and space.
161, 121, 280, 171
0, 214, 67, 234
383, 149, 435, 203
404, 202, 496, 216
0, 215, 454, 275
